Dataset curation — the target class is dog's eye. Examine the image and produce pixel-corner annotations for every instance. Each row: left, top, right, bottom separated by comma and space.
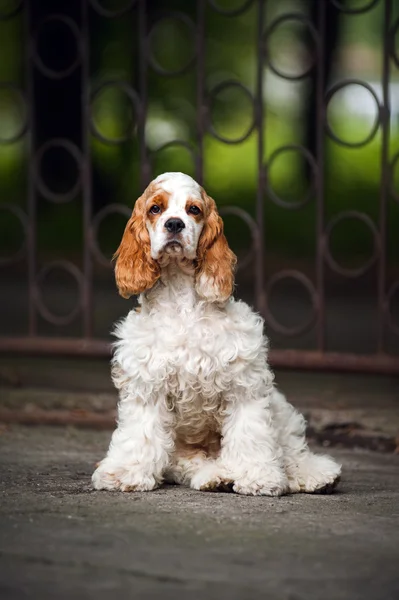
188, 206, 201, 216
150, 205, 161, 215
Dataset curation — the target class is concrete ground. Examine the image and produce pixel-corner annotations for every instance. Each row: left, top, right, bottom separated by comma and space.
0, 426, 398, 600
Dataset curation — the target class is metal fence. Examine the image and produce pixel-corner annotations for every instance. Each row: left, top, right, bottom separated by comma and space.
1, 0, 398, 374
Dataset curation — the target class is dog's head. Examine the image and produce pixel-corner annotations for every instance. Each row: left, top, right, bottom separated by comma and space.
113, 172, 237, 303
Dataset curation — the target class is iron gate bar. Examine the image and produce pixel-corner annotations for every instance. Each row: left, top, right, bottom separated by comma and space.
1, 336, 399, 376
25, 0, 36, 337
196, 0, 205, 185
378, 0, 391, 353
316, 0, 326, 351
256, 0, 266, 317
138, 0, 150, 189
82, 0, 93, 340
0, 0, 398, 375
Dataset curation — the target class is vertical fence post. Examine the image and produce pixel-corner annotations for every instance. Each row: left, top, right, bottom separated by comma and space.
138, 0, 150, 189
25, 1, 37, 337
82, 0, 93, 339
196, 0, 205, 187
316, 1, 326, 352
255, 0, 266, 316
378, 0, 392, 353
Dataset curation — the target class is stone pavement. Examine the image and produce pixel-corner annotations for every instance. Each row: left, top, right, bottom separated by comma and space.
0, 426, 398, 600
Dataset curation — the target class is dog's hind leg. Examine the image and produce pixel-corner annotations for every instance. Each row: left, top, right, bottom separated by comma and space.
270, 389, 341, 494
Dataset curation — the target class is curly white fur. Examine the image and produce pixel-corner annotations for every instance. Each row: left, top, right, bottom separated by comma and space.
92, 173, 341, 496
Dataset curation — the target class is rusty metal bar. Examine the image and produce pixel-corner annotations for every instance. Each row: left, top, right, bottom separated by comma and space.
138, 0, 150, 188
0, 337, 111, 357
0, 407, 115, 430
25, 1, 37, 336
1, 337, 399, 375
316, 0, 326, 351
255, 0, 266, 316
269, 349, 399, 375
195, 0, 205, 186
378, 0, 392, 353
82, 0, 93, 338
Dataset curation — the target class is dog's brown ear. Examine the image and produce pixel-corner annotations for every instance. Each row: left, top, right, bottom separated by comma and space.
113, 194, 160, 298
195, 193, 236, 303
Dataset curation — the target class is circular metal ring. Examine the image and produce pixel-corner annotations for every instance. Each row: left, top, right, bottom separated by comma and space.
390, 152, 399, 204
265, 144, 317, 209
0, 0, 23, 20
325, 80, 381, 148
90, 203, 131, 268
0, 82, 29, 144
385, 281, 399, 336
151, 139, 196, 157
219, 206, 259, 271
0, 204, 28, 266
207, 0, 254, 17
32, 15, 82, 80
329, 0, 380, 15
150, 140, 197, 179
90, 80, 141, 145
148, 12, 196, 77
265, 270, 318, 336
388, 18, 399, 70
34, 260, 84, 326
207, 80, 256, 144
263, 13, 318, 81
324, 211, 380, 278
88, 0, 137, 18
34, 138, 82, 203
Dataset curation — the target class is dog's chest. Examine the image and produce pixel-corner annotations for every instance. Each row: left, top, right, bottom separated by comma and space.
114, 299, 266, 398
117, 308, 239, 393
152, 314, 233, 390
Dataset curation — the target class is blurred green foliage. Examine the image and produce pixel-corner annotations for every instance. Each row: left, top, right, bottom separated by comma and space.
0, 0, 398, 268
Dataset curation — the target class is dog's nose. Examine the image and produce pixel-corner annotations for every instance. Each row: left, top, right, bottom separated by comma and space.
164, 218, 185, 234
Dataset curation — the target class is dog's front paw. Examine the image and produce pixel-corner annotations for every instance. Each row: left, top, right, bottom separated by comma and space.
287, 453, 341, 494
190, 464, 234, 493
92, 461, 120, 491
92, 461, 158, 492
232, 467, 288, 497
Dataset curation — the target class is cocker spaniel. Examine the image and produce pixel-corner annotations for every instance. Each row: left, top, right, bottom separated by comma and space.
92, 172, 341, 496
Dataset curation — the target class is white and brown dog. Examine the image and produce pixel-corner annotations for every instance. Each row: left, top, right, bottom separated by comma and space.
92, 172, 341, 496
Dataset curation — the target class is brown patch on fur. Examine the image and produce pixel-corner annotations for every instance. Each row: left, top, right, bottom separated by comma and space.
147, 192, 169, 225
174, 445, 207, 461
113, 186, 161, 298
185, 197, 204, 223
195, 191, 237, 302
175, 430, 221, 460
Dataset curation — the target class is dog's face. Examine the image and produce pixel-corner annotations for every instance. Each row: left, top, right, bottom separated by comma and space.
113, 172, 237, 302
145, 173, 205, 261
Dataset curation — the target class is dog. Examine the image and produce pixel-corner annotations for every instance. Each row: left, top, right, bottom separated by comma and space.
92, 172, 341, 496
